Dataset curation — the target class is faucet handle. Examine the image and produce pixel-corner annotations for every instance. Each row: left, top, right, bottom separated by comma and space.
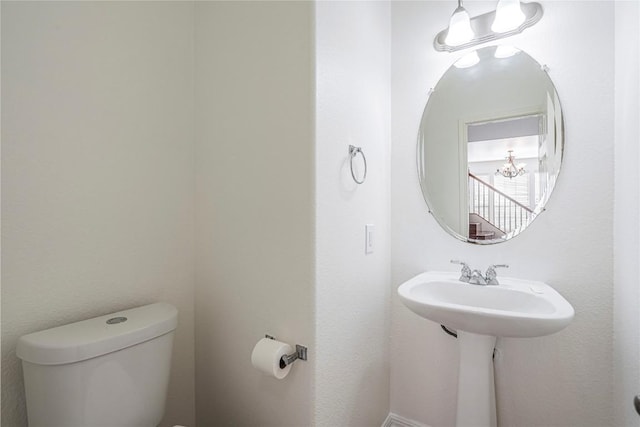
451, 260, 472, 282
485, 264, 508, 285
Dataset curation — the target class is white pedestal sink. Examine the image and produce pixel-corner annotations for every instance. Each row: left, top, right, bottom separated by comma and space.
397, 271, 574, 427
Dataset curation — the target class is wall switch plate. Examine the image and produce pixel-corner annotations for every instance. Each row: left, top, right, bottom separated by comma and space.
365, 224, 374, 254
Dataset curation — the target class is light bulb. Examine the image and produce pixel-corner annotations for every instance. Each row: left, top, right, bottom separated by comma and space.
491, 0, 526, 33
445, 6, 475, 46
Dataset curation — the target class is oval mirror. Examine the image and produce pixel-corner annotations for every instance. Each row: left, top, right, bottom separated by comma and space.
418, 45, 563, 244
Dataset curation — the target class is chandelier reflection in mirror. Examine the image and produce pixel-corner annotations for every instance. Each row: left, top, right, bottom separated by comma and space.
496, 150, 526, 178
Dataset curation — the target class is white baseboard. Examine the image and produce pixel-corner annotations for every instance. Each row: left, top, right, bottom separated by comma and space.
381, 412, 430, 427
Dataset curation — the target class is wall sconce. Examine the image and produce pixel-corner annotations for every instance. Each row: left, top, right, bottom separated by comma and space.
434, 1, 543, 52
444, 0, 474, 46
492, 0, 526, 33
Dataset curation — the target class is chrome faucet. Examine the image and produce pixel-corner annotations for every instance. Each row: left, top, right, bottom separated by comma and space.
450, 260, 471, 282
485, 264, 509, 285
451, 260, 509, 286
469, 269, 487, 285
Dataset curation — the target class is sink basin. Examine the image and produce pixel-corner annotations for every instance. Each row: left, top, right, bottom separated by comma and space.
398, 271, 574, 338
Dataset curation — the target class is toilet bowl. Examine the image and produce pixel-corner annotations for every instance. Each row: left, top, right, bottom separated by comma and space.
17, 303, 178, 427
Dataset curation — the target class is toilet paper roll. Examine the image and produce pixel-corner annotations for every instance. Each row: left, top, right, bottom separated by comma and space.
251, 337, 293, 379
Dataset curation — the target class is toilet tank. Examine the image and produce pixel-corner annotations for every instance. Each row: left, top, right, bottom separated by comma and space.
16, 303, 178, 427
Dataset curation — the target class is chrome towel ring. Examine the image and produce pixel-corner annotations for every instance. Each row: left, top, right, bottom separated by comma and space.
349, 145, 367, 185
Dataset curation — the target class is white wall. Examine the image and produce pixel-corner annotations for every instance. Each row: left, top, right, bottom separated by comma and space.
391, 1, 614, 426
194, 2, 315, 425
1, 2, 196, 427
613, 1, 640, 426
314, 1, 391, 425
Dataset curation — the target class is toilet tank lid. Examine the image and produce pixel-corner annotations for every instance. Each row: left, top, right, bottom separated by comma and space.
16, 303, 178, 365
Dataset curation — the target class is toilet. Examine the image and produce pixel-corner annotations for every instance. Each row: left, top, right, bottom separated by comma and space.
16, 302, 178, 427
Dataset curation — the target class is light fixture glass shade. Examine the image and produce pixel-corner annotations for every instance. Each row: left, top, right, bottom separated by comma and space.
445, 6, 475, 46
491, 0, 526, 33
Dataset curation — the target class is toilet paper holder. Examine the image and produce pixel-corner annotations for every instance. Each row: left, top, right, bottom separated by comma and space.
265, 334, 307, 369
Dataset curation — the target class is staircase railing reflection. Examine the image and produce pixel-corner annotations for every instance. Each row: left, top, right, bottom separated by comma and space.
468, 172, 533, 234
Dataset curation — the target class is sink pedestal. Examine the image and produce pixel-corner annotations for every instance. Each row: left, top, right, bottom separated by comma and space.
456, 332, 497, 427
